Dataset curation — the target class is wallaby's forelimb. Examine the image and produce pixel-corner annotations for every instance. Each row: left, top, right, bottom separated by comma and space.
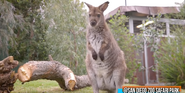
99, 41, 110, 61
88, 42, 97, 60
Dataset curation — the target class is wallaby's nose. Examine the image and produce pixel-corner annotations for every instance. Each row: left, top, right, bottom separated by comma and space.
90, 20, 97, 27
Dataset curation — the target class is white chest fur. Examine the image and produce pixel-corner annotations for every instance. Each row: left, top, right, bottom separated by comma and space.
88, 32, 103, 54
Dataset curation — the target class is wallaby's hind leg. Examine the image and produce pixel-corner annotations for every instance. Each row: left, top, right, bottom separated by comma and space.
89, 73, 99, 93
113, 63, 126, 93
85, 54, 99, 93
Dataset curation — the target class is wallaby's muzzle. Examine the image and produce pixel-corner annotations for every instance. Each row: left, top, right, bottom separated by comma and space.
90, 20, 97, 27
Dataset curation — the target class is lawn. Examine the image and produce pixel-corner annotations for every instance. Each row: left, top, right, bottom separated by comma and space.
12, 79, 185, 93
12, 79, 105, 93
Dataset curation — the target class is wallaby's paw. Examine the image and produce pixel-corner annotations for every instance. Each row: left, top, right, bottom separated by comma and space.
99, 53, 104, 61
92, 53, 98, 60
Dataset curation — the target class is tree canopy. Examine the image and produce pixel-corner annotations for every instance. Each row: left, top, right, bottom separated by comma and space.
0, 0, 26, 60
0, 0, 87, 75
41, 0, 87, 75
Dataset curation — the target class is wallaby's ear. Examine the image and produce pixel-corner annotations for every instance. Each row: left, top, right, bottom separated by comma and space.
84, 2, 93, 10
98, 1, 109, 12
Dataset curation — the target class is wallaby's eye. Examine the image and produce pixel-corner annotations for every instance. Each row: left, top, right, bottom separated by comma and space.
89, 14, 91, 17
97, 14, 100, 17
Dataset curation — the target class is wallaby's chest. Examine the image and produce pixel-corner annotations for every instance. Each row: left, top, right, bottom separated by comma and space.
88, 32, 104, 53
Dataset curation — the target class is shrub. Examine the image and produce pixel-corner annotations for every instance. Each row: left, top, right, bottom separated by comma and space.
156, 26, 185, 88
155, 1, 185, 88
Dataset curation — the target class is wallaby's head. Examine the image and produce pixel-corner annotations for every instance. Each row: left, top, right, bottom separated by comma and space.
84, 1, 109, 27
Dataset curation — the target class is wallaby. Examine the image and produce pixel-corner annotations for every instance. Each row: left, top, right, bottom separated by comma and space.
84, 1, 127, 93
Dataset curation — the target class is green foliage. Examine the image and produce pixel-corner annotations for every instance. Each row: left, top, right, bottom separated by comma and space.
156, 29, 185, 88
0, 0, 48, 62
133, 15, 165, 81
41, 0, 87, 75
165, 1, 185, 19
155, 2, 185, 88
8, 0, 48, 62
0, 0, 25, 60
108, 13, 140, 83
143, 15, 165, 52
135, 15, 165, 53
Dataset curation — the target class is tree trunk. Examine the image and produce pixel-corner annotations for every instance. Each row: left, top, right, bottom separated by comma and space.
0, 56, 19, 93
18, 60, 91, 90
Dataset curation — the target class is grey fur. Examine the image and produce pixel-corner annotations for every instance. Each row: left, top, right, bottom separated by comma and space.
85, 1, 127, 93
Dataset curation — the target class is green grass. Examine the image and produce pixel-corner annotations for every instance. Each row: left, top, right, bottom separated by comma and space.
182, 89, 185, 93
12, 79, 106, 93
12, 80, 185, 93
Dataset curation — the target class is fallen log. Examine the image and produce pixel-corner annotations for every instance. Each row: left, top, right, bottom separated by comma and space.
18, 60, 91, 90
0, 56, 19, 93
17, 55, 129, 91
